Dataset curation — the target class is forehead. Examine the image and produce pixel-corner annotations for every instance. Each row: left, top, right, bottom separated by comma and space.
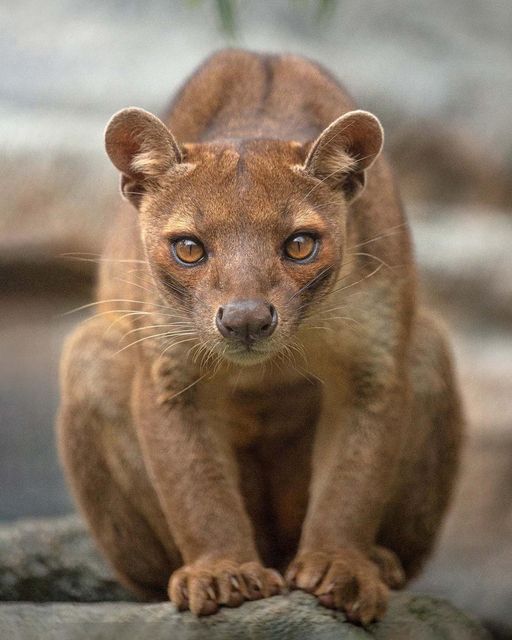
158, 140, 326, 235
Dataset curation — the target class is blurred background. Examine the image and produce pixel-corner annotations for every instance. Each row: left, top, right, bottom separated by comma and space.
1, 0, 511, 636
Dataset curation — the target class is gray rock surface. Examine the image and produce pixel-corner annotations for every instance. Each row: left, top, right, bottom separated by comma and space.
0, 515, 491, 639
0, 515, 132, 602
0, 593, 491, 640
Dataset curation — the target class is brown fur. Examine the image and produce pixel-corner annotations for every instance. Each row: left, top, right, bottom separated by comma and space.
57, 49, 463, 624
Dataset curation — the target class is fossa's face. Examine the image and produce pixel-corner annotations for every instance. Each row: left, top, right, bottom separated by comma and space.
105, 108, 383, 366
141, 140, 346, 366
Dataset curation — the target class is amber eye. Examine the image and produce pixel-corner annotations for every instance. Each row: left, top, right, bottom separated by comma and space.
284, 233, 318, 262
172, 238, 206, 265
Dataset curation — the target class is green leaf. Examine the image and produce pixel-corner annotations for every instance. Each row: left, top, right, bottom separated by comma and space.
215, 0, 236, 36
317, 0, 338, 21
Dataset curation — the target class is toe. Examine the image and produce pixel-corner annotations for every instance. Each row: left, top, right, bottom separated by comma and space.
168, 570, 189, 611
241, 562, 266, 599
347, 574, 388, 625
216, 570, 246, 607
266, 568, 286, 596
188, 572, 219, 616
285, 560, 301, 588
295, 553, 330, 592
315, 560, 357, 605
370, 546, 406, 589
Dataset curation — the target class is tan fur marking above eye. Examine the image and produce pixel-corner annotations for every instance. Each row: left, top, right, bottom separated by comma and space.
292, 210, 327, 230
162, 217, 198, 237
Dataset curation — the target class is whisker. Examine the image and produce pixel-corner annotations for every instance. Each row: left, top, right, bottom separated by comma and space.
287, 338, 308, 365
327, 263, 384, 297
61, 297, 186, 316
200, 341, 218, 370
190, 340, 208, 365
157, 371, 208, 403
116, 330, 196, 355
122, 322, 195, 337
287, 266, 334, 302
114, 277, 157, 295
280, 342, 322, 386
350, 223, 407, 249
78, 308, 152, 325
59, 253, 148, 265
315, 311, 363, 325
158, 337, 199, 361
103, 310, 178, 337
210, 346, 227, 377
203, 340, 223, 371
302, 324, 337, 336
346, 251, 393, 270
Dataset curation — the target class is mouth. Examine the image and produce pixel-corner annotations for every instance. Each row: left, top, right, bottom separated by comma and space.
221, 342, 276, 366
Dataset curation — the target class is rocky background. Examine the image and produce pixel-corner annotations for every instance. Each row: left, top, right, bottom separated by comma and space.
1, 1, 511, 638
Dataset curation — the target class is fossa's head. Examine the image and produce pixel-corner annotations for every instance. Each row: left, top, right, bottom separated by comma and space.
105, 108, 383, 366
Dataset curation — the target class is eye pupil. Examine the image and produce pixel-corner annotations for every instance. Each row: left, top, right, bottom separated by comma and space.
285, 234, 317, 261
173, 238, 205, 265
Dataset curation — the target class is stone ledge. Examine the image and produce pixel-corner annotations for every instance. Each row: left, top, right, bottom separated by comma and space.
0, 516, 491, 640
0, 593, 491, 640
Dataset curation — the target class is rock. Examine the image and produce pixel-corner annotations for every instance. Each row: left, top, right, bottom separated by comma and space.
0, 593, 492, 640
0, 516, 491, 639
0, 515, 133, 602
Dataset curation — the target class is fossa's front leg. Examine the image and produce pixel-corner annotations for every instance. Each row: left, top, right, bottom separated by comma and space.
287, 370, 407, 624
133, 363, 284, 615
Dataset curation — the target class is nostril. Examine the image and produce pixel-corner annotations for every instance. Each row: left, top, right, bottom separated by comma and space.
216, 306, 232, 338
259, 304, 278, 337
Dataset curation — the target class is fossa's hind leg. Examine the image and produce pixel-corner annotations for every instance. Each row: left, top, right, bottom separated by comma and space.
378, 313, 464, 580
57, 315, 177, 599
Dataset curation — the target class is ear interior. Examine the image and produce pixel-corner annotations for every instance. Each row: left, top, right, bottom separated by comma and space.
104, 107, 182, 205
304, 110, 384, 201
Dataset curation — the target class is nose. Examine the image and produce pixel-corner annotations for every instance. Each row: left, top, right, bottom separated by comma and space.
216, 299, 278, 344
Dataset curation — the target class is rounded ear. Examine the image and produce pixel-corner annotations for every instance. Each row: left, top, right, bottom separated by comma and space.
304, 110, 384, 201
104, 107, 182, 205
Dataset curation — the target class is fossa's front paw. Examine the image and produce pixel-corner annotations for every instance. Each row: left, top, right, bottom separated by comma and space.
169, 559, 285, 616
286, 549, 389, 625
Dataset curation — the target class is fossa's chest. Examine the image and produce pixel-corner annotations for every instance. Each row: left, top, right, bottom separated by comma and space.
217, 379, 322, 447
